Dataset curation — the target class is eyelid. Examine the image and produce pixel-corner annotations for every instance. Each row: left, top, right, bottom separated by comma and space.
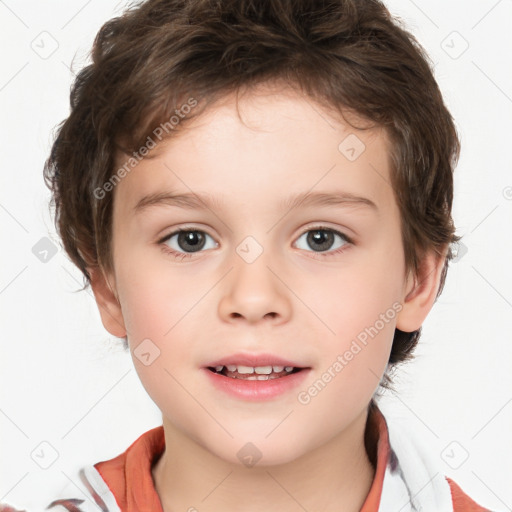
296, 223, 354, 244
156, 225, 217, 244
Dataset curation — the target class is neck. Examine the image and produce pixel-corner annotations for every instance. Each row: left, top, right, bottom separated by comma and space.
152, 407, 377, 512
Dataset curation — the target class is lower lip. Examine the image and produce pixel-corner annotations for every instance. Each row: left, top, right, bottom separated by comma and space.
203, 368, 311, 401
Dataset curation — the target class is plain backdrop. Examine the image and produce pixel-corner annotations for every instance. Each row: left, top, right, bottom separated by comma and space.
1, 0, 511, 510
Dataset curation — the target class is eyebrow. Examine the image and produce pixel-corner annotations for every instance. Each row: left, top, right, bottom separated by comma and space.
133, 190, 378, 215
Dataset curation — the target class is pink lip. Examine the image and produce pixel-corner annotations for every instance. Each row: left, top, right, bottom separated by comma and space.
203, 367, 311, 401
205, 352, 305, 368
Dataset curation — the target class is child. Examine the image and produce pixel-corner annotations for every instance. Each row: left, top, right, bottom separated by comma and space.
0, 0, 496, 510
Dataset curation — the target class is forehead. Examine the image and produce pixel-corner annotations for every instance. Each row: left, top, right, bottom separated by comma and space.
111, 87, 394, 222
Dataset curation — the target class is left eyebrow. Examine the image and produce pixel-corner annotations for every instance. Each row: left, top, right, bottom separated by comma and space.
279, 190, 378, 213
132, 190, 378, 215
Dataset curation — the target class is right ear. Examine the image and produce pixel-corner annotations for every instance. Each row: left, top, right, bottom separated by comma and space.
88, 267, 127, 338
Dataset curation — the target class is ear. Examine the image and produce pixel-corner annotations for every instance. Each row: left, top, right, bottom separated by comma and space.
88, 266, 127, 338
395, 247, 447, 332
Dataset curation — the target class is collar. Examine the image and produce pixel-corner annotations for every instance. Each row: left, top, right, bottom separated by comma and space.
360, 403, 390, 510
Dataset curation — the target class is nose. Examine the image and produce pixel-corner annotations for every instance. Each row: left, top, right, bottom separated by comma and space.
218, 248, 292, 325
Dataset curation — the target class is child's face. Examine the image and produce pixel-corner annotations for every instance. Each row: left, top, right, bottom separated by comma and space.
97, 85, 430, 465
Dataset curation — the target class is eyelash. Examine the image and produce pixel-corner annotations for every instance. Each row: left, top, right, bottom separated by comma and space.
157, 226, 353, 261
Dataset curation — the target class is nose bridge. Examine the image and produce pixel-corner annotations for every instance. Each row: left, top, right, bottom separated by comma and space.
218, 234, 291, 323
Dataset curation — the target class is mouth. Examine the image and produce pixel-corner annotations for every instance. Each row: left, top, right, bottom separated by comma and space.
207, 364, 304, 380
204, 355, 311, 400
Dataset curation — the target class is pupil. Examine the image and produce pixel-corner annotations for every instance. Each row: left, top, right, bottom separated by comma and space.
178, 231, 205, 252
308, 230, 333, 251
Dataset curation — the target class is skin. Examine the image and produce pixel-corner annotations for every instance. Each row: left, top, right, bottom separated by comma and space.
89, 82, 446, 512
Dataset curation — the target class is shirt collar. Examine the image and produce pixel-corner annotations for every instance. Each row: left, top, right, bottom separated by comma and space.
360, 403, 391, 510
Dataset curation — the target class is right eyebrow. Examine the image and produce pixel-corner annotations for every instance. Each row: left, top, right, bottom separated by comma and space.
133, 191, 224, 215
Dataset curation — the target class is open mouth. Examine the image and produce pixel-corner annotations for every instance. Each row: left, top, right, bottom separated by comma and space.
207, 364, 304, 380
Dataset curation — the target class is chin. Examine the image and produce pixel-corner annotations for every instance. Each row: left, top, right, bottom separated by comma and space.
208, 435, 310, 468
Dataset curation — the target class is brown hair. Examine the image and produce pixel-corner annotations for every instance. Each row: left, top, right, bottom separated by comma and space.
43, 0, 460, 394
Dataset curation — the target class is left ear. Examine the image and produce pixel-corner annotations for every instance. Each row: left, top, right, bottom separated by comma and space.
88, 266, 127, 339
396, 247, 447, 332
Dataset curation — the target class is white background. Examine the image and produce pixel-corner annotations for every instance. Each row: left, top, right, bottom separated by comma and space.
1, 0, 511, 510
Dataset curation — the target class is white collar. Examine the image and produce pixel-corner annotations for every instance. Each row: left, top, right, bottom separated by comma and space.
378, 403, 454, 511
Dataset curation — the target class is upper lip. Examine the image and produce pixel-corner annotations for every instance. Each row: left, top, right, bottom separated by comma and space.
205, 353, 307, 368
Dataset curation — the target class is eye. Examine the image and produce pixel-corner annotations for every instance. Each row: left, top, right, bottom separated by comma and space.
295, 227, 351, 257
159, 228, 217, 260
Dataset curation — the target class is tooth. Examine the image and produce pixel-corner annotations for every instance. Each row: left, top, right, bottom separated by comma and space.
257, 375, 269, 380
245, 375, 258, 380
254, 366, 272, 375
223, 364, 295, 375
237, 365, 254, 374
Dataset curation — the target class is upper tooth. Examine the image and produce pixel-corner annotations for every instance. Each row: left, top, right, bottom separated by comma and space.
215, 365, 224, 372
223, 365, 295, 374
237, 365, 254, 374
254, 366, 273, 374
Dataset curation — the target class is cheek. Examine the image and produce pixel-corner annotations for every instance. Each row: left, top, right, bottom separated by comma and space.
117, 257, 206, 341
295, 318, 395, 433
295, 254, 403, 341
292, 251, 402, 401
117, 264, 209, 380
